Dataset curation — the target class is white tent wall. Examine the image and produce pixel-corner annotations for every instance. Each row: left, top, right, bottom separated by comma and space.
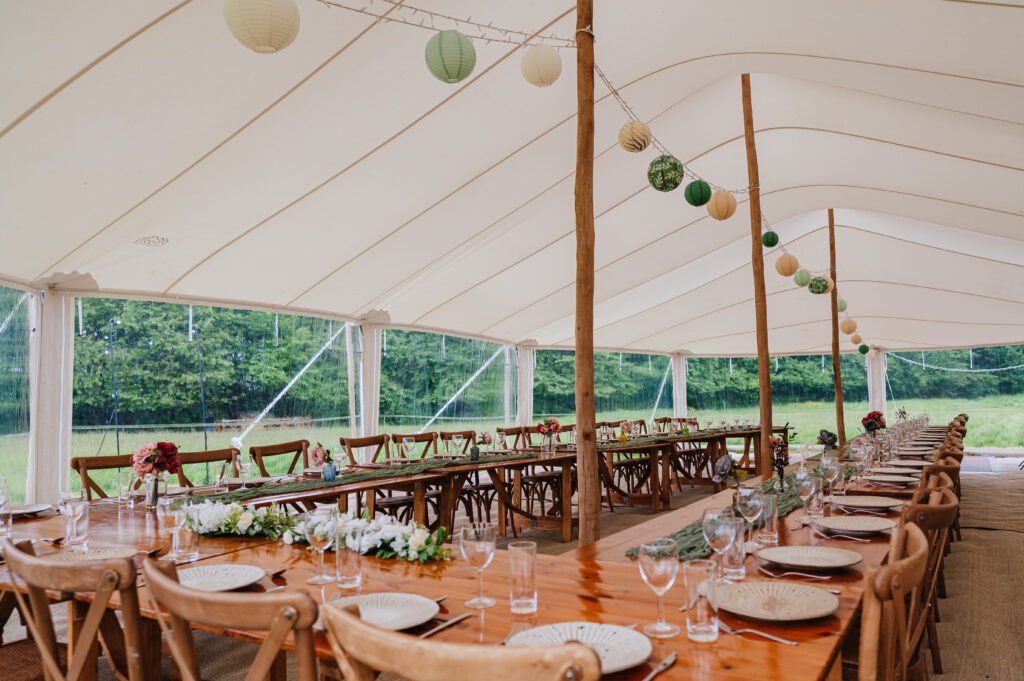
866, 351, 888, 418
515, 345, 535, 427
358, 324, 382, 441
27, 290, 74, 503
671, 354, 688, 418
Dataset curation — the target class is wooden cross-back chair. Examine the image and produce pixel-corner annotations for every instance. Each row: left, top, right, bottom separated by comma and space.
142, 558, 317, 681
70, 448, 239, 500
436, 430, 494, 522
389, 432, 438, 459
438, 430, 476, 454
2, 539, 147, 681
249, 439, 309, 476
323, 603, 600, 681
858, 522, 930, 681
340, 435, 390, 465
496, 426, 530, 449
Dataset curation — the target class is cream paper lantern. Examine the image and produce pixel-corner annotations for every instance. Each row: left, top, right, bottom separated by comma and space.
618, 121, 652, 153
851, 334, 863, 345
840, 318, 858, 335
521, 45, 562, 87
824, 275, 835, 293
706, 190, 737, 221
224, 0, 300, 54
775, 252, 799, 277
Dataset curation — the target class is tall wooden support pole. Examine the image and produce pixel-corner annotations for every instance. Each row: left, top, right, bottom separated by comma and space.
574, 0, 599, 544
828, 209, 846, 444
740, 74, 774, 479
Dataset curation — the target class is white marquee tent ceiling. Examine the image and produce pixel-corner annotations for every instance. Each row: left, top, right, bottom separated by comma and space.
1, 0, 1022, 356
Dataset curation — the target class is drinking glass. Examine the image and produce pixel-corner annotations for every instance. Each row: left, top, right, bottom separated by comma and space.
169, 505, 200, 562
806, 476, 826, 518
237, 455, 253, 489
459, 522, 497, 609
682, 559, 718, 643
719, 523, 747, 580
304, 509, 337, 585
735, 489, 765, 550
402, 437, 416, 458
0, 495, 12, 539
156, 496, 183, 535
496, 431, 507, 450
702, 509, 741, 573
508, 541, 537, 614
638, 537, 680, 638
756, 492, 779, 547
794, 470, 816, 515
819, 456, 841, 502
61, 492, 90, 552
335, 524, 363, 590
451, 434, 465, 454
116, 468, 136, 509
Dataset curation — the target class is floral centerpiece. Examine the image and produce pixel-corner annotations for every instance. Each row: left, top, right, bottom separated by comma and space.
309, 442, 336, 482
536, 417, 561, 451
769, 436, 787, 489
862, 410, 887, 433
132, 442, 180, 508
619, 420, 633, 443
817, 429, 838, 452
896, 407, 909, 422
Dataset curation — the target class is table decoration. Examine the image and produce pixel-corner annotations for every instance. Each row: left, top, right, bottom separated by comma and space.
310, 442, 337, 482
132, 441, 180, 508
862, 410, 887, 433
506, 622, 653, 674
713, 582, 840, 622
536, 417, 562, 451
177, 564, 266, 592
329, 592, 440, 631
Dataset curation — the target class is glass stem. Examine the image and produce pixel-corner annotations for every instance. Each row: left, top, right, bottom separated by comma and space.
478, 569, 484, 602
319, 549, 325, 579
657, 592, 666, 626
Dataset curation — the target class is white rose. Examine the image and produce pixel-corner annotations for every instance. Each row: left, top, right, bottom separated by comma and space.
237, 511, 255, 533
408, 528, 430, 552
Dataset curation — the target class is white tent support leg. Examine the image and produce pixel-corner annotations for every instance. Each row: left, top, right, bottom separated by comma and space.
515, 344, 535, 426
671, 353, 688, 418
866, 350, 888, 418
503, 346, 512, 426
345, 322, 358, 437
27, 290, 74, 503
359, 324, 382, 440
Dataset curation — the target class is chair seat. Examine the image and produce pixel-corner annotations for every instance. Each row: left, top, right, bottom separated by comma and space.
2, 638, 68, 681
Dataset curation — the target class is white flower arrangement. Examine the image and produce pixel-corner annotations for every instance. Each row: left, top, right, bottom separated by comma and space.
193, 501, 298, 541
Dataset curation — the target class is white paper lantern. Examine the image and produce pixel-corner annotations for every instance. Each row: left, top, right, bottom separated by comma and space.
224, 0, 300, 54
521, 45, 562, 87
618, 121, 652, 153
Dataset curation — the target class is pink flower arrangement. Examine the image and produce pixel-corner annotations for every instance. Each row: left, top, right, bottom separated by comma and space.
310, 442, 332, 466
536, 417, 562, 435
479, 431, 493, 446
132, 441, 180, 478
619, 420, 634, 434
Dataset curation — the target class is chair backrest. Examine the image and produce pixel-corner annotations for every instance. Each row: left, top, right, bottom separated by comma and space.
922, 457, 960, 495
858, 522, 930, 681
496, 426, 530, 449
629, 419, 647, 435
653, 416, 672, 433
438, 431, 476, 453
922, 470, 955, 492
178, 448, 239, 485
322, 603, 600, 681
141, 559, 318, 681
341, 435, 391, 465
390, 432, 438, 458
2, 539, 147, 681
70, 449, 241, 499
249, 440, 309, 476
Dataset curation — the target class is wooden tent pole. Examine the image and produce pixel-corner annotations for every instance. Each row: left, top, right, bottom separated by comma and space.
828, 208, 846, 444
574, 0, 599, 545
740, 74, 774, 479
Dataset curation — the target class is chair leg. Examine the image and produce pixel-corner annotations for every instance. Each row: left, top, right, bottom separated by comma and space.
926, 607, 943, 674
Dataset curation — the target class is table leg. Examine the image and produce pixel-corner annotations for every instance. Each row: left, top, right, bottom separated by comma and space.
659, 447, 672, 510
413, 482, 427, 526
560, 460, 573, 542
648, 451, 661, 514
495, 468, 508, 537
68, 601, 99, 681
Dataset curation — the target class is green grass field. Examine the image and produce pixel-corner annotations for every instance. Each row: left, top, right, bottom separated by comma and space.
2, 396, 1021, 503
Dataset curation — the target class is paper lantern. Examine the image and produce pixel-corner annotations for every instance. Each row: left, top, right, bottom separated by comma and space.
794, 268, 812, 287
426, 30, 476, 83
824, 275, 835, 293
706, 190, 737, 220
618, 122, 651, 153
684, 180, 712, 206
838, 297, 847, 313
521, 45, 562, 87
647, 155, 684, 192
762, 230, 779, 248
840, 318, 858, 335
851, 334, 863, 345
775, 253, 799, 277
859, 344, 870, 355
808, 277, 830, 294
224, 0, 300, 54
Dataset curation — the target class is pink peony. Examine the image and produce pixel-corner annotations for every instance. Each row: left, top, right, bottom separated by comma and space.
132, 444, 157, 477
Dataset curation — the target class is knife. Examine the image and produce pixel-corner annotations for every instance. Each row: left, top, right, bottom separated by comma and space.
640, 652, 677, 681
418, 612, 472, 639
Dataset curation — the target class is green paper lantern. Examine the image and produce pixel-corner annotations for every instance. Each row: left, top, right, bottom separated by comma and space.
838, 297, 847, 313
794, 268, 812, 287
762, 230, 779, 248
859, 344, 870, 355
808, 276, 830, 294
684, 180, 712, 206
425, 30, 476, 83
647, 155, 684, 192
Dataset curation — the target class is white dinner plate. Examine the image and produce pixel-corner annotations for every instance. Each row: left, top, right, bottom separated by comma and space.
11, 503, 52, 517
714, 582, 839, 621
47, 548, 138, 562
178, 564, 265, 592
220, 477, 274, 486
825, 495, 902, 510
756, 545, 863, 570
302, 467, 322, 476
506, 622, 652, 674
813, 516, 897, 535
889, 460, 930, 468
862, 474, 918, 485
329, 592, 439, 631
869, 467, 914, 475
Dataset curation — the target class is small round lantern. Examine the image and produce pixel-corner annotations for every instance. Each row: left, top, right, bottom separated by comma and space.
851, 334, 863, 345
859, 344, 870, 355
521, 45, 562, 87
425, 30, 477, 83
706, 190, 737, 220
762, 230, 779, 248
825, 275, 835, 293
838, 297, 847, 313
794, 268, 812, 287
840, 318, 858, 335
618, 121, 651, 153
684, 180, 712, 206
647, 155, 684, 192
775, 253, 799, 277
808, 276, 830, 294
224, 0, 300, 54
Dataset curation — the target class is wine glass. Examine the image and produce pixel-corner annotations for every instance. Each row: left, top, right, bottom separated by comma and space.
701, 509, 742, 574
459, 522, 497, 609
793, 470, 817, 515
452, 434, 465, 455
819, 456, 841, 502
637, 537, 680, 638
735, 489, 765, 550
304, 509, 337, 585
237, 454, 253, 489
496, 431, 507, 450
402, 437, 416, 459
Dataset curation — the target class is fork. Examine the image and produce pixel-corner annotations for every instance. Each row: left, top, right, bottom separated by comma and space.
835, 506, 888, 515
719, 621, 798, 646
812, 529, 870, 543
758, 566, 831, 580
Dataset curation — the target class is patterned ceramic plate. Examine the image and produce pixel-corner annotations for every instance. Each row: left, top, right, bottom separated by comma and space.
220, 477, 274, 486
889, 460, 930, 468
862, 474, 918, 485
714, 582, 839, 621
869, 467, 914, 475
756, 546, 863, 570
303, 468, 322, 476
329, 592, 439, 631
813, 516, 897, 535
46, 548, 138, 562
506, 622, 652, 674
11, 503, 52, 517
178, 564, 265, 592
825, 495, 901, 509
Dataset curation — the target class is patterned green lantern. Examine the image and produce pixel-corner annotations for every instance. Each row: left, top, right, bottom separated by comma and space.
794, 268, 812, 287
762, 230, 779, 248
859, 344, 870, 355
808, 276, 830, 294
647, 155, 684, 192
684, 179, 712, 206
838, 297, 847, 313
425, 30, 476, 83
